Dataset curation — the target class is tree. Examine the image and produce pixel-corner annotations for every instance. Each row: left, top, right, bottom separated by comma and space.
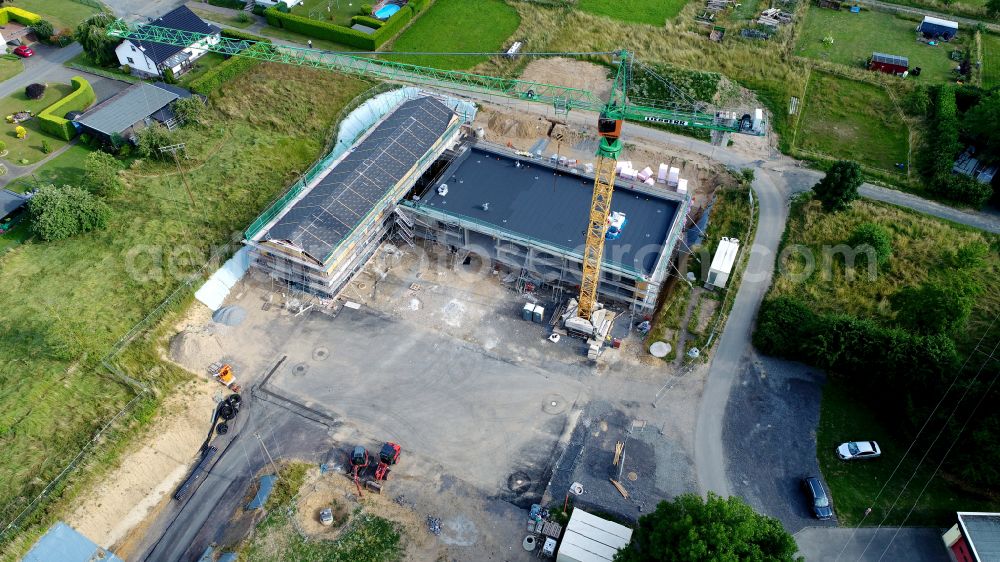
83, 150, 124, 196
74, 13, 119, 67
136, 124, 173, 158
813, 160, 862, 212
40, 140, 51, 154
847, 222, 892, 267
892, 283, 975, 335
27, 184, 111, 241
614, 494, 801, 562
987, 0, 1000, 18
31, 19, 54, 43
962, 92, 1000, 163
25, 83, 46, 100
172, 97, 207, 126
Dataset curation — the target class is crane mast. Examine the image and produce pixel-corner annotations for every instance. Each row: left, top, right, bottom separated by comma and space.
106, 21, 764, 340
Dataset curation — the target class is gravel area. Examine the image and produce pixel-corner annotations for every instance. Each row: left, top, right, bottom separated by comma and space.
724, 352, 836, 532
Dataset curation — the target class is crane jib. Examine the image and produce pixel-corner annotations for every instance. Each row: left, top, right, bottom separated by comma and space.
643, 116, 690, 126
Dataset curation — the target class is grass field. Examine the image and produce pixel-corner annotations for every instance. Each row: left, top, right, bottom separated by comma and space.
983, 32, 1000, 89
0, 83, 75, 166
178, 52, 227, 86
818, 379, 997, 526
385, 0, 520, 70
0, 57, 23, 84
6, 142, 91, 194
578, 0, 688, 25
13, 0, 104, 30
770, 198, 998, 354
189, 6, 254, 29
0, 63, 369, 546
795, 7, 961, 84
289, 0, 360, 27
796, 72, 908, 171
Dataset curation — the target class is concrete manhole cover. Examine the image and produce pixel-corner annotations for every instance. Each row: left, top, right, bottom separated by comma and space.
292, 362, 309, 376
542, 394, 567, 415
507, 471, 532, 493
312, 346, 329, 361
627, 471, 638, 482
649, 341, 671, 358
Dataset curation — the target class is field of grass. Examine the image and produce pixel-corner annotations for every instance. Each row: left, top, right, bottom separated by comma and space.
818, 379, 997, 526
6, 142, 91, 194
0, 56, 23, 84
795, 6, 961, 84
795, 72, 908, 171
0, 84, 75, 166
178, 52, 227, 86
13, 0, 104, 30
578, 0, 688, 25
983, 32, 1000, 89
0, 63, 369, 551
384, 0, 520, 70
0, 221, 29, 255
289, 0, 361, 27
189, 6, 254, 29
770, 198, 998, 354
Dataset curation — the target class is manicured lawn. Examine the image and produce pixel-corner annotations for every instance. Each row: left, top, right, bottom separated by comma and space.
578, 0, 689, 25
289, 0, 360, 27
0, 55, 24, 84
385, 0, 520, 70
795, 6, 962, 84
983, 32, 1000, 89
13, 0, 104, 31
6, 142, 91, 194
818, 379, 998, 526
0, 63, 369, 539
796, 72, 908, 171
0, 83, 76, 166
178, 52, 227, 86
189, 6, 254, 29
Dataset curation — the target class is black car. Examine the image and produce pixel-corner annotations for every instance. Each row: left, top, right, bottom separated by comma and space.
801, 477, 833, 520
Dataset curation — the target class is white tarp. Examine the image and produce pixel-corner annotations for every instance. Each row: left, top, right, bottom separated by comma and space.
194, 247, 251, 311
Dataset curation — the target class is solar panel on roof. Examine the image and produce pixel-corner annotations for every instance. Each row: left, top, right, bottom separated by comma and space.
263, 96, 456, 264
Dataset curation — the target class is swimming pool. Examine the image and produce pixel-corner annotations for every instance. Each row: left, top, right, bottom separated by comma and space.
374, 4, 400, 19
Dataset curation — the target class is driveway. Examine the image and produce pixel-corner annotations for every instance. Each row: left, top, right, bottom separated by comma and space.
795, 526, 949, 562
724, 354, 833, 532
0, 43, 129, 104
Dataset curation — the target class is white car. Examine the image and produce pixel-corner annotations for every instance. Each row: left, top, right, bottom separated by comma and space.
837, 441, 881, 460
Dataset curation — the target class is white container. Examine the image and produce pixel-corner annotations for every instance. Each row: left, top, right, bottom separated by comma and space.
644, 177, 656, 186
657, 163, 669, 183
677, 178, 688, 194
622, 168, 638, 181
667, 167, 680, 187
637, 167, 653, 182
615, 160, 632, 173
584, 162, 594, 174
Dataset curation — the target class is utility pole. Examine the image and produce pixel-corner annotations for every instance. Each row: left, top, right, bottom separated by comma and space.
254, 432, 281, 477
159, 143, 196, 208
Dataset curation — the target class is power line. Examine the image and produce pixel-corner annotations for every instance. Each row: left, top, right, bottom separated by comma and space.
850, 321, 1000, 561
874, 338, 1000, 562
834, 313, 1000, 561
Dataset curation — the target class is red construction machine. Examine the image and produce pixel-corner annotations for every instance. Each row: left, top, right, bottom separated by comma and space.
374, 442, 401, 482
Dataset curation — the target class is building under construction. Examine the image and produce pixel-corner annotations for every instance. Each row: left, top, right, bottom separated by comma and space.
245, 92, 688, 312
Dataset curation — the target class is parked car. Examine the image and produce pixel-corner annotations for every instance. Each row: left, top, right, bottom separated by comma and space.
12, 45, 34, 58
837, 440, 881, 460
801, 476, 834, 520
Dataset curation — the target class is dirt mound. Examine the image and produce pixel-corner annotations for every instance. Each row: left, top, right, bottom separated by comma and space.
486, 113, 532, 138
168, 328, 224, 371
213, 305, 247, 327
520, 57, 612, 101
296, 487, 349, 538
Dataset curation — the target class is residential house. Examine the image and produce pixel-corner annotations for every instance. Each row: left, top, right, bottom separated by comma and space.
942, 512, 1000, 562
115, 5, 220, 79
76, 82, 195, 144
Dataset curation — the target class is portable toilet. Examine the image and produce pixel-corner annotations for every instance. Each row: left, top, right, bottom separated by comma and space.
707, 237, 740, 289
667, 167, 680, 187
677, 178, 688, 194
657, 163, 669, 183
532, 305, 544, 323
522, 302, 535, 321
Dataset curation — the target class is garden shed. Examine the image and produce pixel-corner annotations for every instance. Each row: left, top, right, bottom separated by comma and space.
917, 16, 957, 39
868, 52, 908, 75
0, 188, 27, 223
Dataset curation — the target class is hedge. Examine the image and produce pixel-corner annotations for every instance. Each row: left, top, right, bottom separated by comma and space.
188, 30, 273, 96
207, 0, 245, 8
0, 7, 42, 26
38, 76, 95, 141
265, 2, 416, 50
351, 15, 385, 29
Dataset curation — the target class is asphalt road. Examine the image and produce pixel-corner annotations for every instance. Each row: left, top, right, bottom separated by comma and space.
795, 526, 949, 561
0, 43, 129, 103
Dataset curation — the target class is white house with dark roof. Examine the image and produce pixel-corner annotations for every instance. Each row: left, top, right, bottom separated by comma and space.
115, 5, 220, 79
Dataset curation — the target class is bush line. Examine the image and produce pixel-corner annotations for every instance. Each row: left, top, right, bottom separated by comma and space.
38, 77, 96, 141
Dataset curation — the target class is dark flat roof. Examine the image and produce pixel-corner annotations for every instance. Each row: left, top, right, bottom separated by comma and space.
263, 96, 456, 264
418, 146, 680, 276
959, 512, 1000, 561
